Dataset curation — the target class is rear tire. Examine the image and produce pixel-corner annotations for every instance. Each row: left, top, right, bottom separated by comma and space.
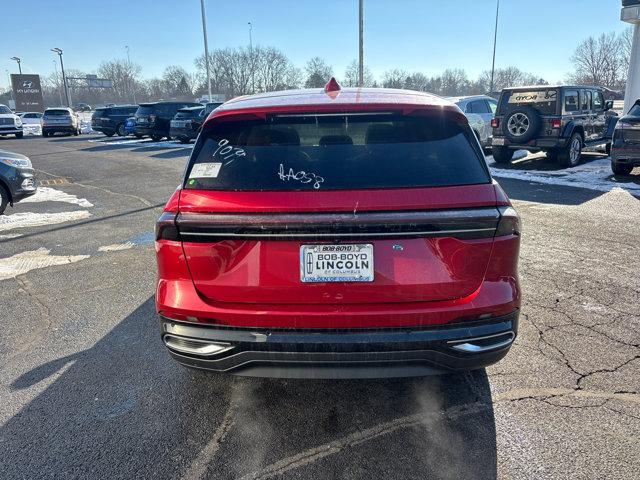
611, 162, 633, 175
178, 137, 191, 144
545, 150, 558, 162
557, 133, 582, 168
0, 185, 8, 215
150, 135, 162, 142
135, 134, 143, 139
116, 123, 126, 136
492, 146, 514, 164
15, 132, 23, 139
606, 142, 612, 155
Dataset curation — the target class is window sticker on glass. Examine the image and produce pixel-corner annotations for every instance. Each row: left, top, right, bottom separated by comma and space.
190, 162, 222, 178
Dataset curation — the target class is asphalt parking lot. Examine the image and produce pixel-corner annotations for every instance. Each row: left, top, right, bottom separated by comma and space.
0, 133, 638, 480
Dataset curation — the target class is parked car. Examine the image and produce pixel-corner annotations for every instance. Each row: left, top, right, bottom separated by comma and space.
170, 106, 205, 143
42, 108, 81, 137
491, 85, 617, 167
91, 105, 139, 137
0, 149, 37, 214
0, 104, 24, 139
134, 101, 201, 141
155, 79, 521, 379
124, 117, 137, 136
74, 103, 92, 112
610, 99, 640, 175
447, 95, 497, 148
18, 112, 43, 125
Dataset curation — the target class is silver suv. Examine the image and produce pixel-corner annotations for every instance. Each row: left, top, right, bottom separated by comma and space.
447, 95, 498, 148
42, 107, 81, 137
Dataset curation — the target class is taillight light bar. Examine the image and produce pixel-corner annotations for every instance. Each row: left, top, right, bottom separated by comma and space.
551, 119, 562, 129
491, 118, 499, 128
155, 212, 180, 241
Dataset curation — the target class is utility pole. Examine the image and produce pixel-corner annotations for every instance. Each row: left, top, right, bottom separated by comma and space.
248, 22, 254, 93
200, 0, 212, 102
489, 0, 500, 95
125, 45, 136, 104
52, 59, 63, 106
51, 48, 70, 107
358, 0, 364, 87
10, 57, 22, 74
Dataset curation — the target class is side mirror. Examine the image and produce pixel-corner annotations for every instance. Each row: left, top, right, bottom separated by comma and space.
604, 100, 614, 111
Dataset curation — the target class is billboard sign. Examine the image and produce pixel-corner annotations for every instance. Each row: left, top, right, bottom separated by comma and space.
10, 74, 44, 112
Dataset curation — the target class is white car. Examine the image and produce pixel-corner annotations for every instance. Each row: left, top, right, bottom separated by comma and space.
19, 112, 43, 125
0, 104, 24, 139
446, 95, 498, 148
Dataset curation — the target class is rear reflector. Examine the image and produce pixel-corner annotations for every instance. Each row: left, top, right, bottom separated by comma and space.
491, 118, 499, 128
551, 119, 561, 129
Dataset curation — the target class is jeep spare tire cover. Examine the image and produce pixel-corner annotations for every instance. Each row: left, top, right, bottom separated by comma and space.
502, 106, 542, 143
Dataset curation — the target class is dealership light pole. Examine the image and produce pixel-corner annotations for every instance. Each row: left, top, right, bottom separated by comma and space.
125, 45, 136, 104
51, 48, 70, 107
10, 57, 22, 74
359, 0, 364, 87
52, 59, 63, 106
248, 22, 254, 93
200, 0, 212, 102
489, 0, 500, 95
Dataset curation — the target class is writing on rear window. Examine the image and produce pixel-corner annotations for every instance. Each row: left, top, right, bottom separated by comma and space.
278, 164, 324, 189
212, 139, 245, 164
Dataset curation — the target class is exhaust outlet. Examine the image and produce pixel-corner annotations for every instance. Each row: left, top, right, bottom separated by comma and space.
163, 335, 233, 357
447, 331, 514, 353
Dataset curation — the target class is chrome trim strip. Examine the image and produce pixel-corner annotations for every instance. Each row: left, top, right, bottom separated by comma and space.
447, 331, 515, 353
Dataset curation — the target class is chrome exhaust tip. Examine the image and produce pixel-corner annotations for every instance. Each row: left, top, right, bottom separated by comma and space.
163, 335, 233, 357
447, 331, 515, 353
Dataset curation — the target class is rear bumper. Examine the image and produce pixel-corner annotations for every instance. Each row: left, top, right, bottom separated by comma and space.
492, 136, 566, 150
135, 125, 165, 136
91, 125, 114, 134
169, 126, 198, 140
159, 310, 519, 378
611, 144, 640, 165
43, 125, 77, 133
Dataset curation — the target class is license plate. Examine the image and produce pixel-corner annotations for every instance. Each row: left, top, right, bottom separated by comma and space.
171, 120, 185, 128
493, 137, 505, 146
300, 244, 374, 283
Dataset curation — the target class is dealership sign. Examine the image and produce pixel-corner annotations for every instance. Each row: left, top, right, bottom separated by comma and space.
11, 74, 44, 112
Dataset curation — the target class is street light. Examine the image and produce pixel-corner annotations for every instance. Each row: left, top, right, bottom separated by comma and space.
358, 0, 364, 87
125, 45, 136, 103
51, 48, 70, 107
489, 0, 500, 95
10, 57, 22, 74
52, 59, 63, 106
248, 22, 254, 93
200, 0, 212, 102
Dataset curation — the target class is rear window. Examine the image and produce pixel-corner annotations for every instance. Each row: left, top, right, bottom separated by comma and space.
136, 105, 155, 116
175, 108, 203, 119
93, 108, 108, 117
45, 109, 71, 116
185, 112, 490, 191
628, 103, 640, 116
498, 89, 558, 115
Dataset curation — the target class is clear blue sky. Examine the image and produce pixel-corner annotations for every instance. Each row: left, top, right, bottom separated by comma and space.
0, 0, 630, 89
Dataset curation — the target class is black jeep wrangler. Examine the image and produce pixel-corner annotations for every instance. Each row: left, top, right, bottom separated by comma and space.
491, 85, 617, 167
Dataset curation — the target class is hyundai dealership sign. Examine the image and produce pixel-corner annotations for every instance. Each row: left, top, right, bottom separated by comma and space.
10, 74, 44, 112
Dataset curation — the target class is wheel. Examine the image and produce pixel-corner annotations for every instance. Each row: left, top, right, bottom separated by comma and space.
492, 146, 514, 164
0, 184, 8, 215
105, 131, 115, 137
611, 162, 633, 175
73, 129, 79, 136
178, 137, 191, 144
116, 123, 126, 136
42, 131, 48, 138
150, 135, 162, 142
135, 134, 143, 139
606, 142, 612, 155
545, 150, 558, 162
15, 132, 23, 139
557, 132, 582, 168
502, 106, 542, 144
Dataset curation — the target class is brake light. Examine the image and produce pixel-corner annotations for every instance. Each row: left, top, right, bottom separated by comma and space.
495, 206, 520, 237
155, 212, 180, 241
491, 118, 499, 128
551, 119, 562, 129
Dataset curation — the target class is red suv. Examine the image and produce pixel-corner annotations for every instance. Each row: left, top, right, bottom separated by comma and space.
155, 79, 521, 378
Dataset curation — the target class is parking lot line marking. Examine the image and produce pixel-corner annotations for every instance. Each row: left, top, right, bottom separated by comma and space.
0, 211, 92, 233
0, 248, 90, 281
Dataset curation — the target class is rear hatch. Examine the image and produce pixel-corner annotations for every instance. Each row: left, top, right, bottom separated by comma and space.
175, 110, 498, 305
496, 88, 561, 138
135, 104, 156, 125
43, 109, 73, 126
171, 107, 204, 129
92, 108, 109, 127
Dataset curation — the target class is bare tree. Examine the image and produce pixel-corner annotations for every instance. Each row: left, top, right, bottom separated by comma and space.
304, 57, 333, 88
568, 32, 624, 89
98, 59, 142, 103
254, 46, 301, 91
343, 60, 375, 87
382, 69, 408, 89
162, 65, 194, 98
440, 69, 470, 96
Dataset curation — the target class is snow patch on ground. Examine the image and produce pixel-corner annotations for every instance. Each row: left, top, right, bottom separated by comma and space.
20, 187, 93, 208
87, 137, 194, 149
0, 233, 22, 240
0, 211, 91, 232
98, 242, 135, 252
488, 157, 640, 196
22, 124, 42, 136
0, 248, 89, 281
